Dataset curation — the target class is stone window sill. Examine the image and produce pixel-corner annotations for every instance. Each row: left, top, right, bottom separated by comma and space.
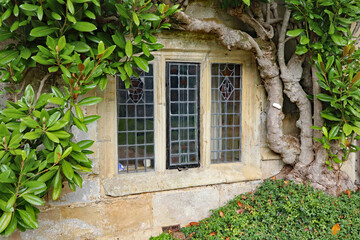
102, 163, 262, 197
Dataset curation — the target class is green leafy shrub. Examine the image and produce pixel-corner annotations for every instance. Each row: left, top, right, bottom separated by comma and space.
0, 0, 180, 236
152, 179, 360, 239
0, 84, 97, 236
150, 232, 177, 240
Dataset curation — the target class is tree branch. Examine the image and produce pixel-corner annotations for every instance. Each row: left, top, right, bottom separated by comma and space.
36, 73, 52, 101
278, 9, 291, 71
227, 7, 273, 40
14, 68, 31, 102
172, 11, 262, 56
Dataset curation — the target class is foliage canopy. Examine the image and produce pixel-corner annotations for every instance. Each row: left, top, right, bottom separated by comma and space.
0, 0, 179, 236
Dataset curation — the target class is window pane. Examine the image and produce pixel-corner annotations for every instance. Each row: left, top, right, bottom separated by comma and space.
167, 62, 200, 168
211, 63, 242, 164
117, 65, 155, 173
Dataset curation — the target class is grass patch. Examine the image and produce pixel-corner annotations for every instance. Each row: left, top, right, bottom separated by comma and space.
150, 179, 360, 239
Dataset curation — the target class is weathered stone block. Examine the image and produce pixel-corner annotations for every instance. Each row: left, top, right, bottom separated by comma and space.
218, 180, 261, 205
152, 186, 219, 227
261, 159, 284, 179
49, 177, 101, 206
102, 195, 153, 234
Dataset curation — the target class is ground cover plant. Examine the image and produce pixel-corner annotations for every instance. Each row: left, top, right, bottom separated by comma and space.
151, 179, 360, 239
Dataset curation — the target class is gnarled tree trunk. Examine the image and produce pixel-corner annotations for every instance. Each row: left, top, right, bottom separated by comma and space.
171, 2, 356, 195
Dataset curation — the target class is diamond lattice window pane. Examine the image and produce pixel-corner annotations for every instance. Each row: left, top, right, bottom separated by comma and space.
219, 78, 234, 100
128, 77, 144, 103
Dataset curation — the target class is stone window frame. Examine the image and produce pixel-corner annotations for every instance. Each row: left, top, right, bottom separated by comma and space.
97, 36, 263, 197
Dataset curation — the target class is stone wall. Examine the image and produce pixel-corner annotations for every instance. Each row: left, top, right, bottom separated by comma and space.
2, 1, 357, 239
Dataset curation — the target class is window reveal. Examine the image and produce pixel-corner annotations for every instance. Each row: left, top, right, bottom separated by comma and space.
117, 65, 155, 173
166, 63, 200, 168
211, 63, 242, 164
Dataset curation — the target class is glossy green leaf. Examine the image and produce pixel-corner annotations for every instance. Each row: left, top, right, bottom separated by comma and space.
37, 169, 58, 182
10, 21, 19, 32
30, 26, 58, 37
51, 12, 62, 20
46, 131, 59, 143
72, 22, 97, 32
2, 108, 26, 119
343, 124, 352, 136
23, 131, 42, 140
72, 117, 88, 132
0, 50, 19, 65
19, 3, 38, 11
83, 115, 101, 125
17, 209, 38, 229
133, 12, 140, 26
67, 0, 75, 14
52, 131, 71, 139
48, 97, 65, 105
0, 212, 12, 233
22, 194, 44, 206
37, 6, 43, 20
22, 117, 40, 128
4, 214, 16, 237
141, 13, 160, 21
78, 97, 102, 106
24, 181, 47, 194
133, 56, 149, 72
73, 172, 83, 188
77, 140, 94, 149
52, 169, 62, 200
286, 29, 304, 37
125, 40, 133, 57
62, 160, 74, 180
84, 10, 96, 19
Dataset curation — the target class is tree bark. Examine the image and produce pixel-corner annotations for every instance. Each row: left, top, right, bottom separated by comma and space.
171, 8, 356, 195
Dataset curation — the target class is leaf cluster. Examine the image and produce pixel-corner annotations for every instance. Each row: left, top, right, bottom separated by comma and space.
286, 0, 360, 56
0, 0, 180, 236
152, 179, 360, 239
314, 46, 360, 169
0, 0, 180, 90
0, 83, 101, 236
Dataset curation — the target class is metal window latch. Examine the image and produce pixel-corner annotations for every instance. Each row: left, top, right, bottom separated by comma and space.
177, 166, 189, 171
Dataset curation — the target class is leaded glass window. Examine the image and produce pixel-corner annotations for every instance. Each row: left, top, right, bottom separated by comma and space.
211, 63, 242, 164
117, 65, 154, 173
166, 62, 200, 168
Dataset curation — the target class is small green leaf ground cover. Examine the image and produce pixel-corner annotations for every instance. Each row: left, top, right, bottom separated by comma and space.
151, 179, 360, 239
